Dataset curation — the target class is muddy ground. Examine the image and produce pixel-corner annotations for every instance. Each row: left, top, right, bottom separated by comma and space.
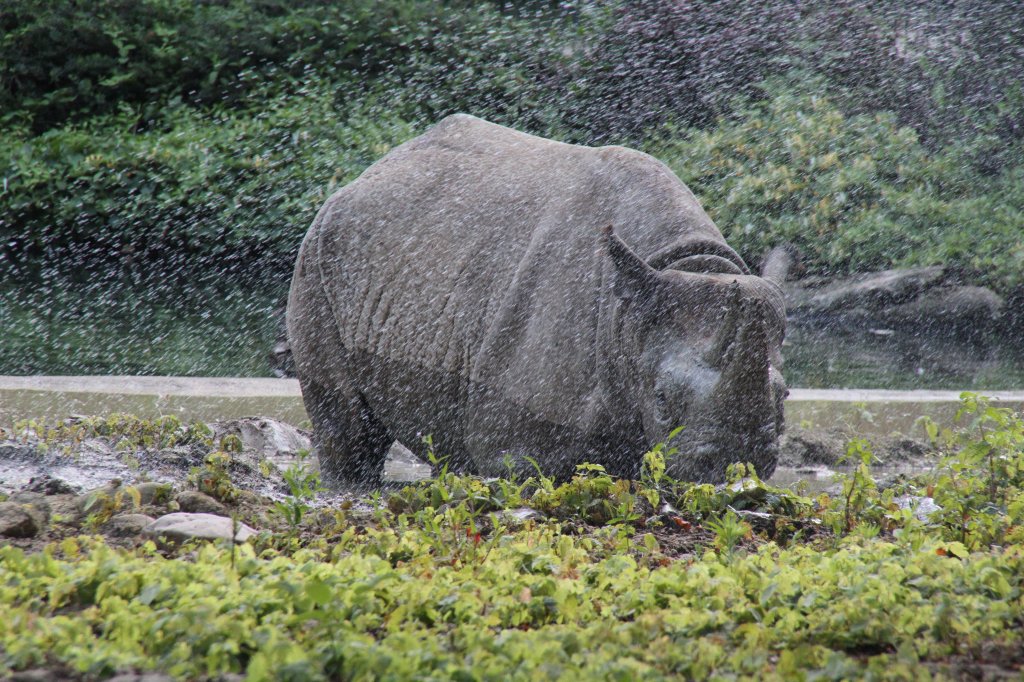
0, 415, 938, 554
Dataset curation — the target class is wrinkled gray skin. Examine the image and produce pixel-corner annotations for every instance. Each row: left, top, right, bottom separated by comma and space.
288, 114, 787, 486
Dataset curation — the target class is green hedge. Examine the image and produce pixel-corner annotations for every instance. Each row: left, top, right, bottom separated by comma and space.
0, 0, 501, 133
1, 82, 416, 279
658, 86, 1024, 289
5, 79, 1024, 292
3, 0, 1023, 293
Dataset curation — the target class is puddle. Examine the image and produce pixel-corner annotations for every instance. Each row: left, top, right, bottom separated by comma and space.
769, 463, 934, 495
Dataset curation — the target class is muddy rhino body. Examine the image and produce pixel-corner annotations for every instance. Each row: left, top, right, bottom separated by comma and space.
288, 114, 786, 486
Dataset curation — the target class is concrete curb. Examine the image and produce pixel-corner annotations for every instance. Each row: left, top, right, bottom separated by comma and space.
3, 376, 1024, 437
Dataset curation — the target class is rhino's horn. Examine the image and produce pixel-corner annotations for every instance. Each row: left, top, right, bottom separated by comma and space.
707, 282, 743, 369
603, 225, 659, 299
715, 298, 770, 395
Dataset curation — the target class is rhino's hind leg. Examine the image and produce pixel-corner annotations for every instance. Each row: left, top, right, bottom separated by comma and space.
301, 377, 392, 489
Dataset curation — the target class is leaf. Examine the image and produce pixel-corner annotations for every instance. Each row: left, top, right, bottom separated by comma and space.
943, 542, 969, 559
670, 516, 691, 531
138, 583, 162, 605
305, 578, 331, 606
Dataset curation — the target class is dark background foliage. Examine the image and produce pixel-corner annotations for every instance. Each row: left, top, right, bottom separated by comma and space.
2, 0, 1022, 375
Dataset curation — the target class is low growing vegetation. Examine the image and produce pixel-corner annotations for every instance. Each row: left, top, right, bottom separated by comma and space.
1, 394, 1023, 678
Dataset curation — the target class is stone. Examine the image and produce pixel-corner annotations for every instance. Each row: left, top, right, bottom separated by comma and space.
47, 493, 82, 520
800, 266, 947, 314
214, 417, 313, 474
886, 285, 1003, 338
76, 480, 123, 515
895, 495, 942, 522
497, 507, 545, 527
782, 262, 1003, 339
105, 513, 157, 537
0, 501, 40, 538
8, 670, 67, 682
777, 430, 849, 467
25, 475, 79, 495
9, 491, 50, 523
144, 512, 256, 544
383, 442, 432, 482
133, 481, 174, 506
175, 490, 228, 516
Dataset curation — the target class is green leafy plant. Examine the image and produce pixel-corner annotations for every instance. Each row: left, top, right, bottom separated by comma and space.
924, 392, 1024, 549
655, 85, 1024, 290
704, 509, 751, 557
81, 483, 142, 530
272, 449, 324, 530
531, 463, 647, 526
13, 414, 213, 452
189, 450, 238, 504
4, 397, 1024, 679
827, 438, 884, 537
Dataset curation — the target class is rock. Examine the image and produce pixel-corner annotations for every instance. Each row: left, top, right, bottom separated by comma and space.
887, 285, 1003, 338
0, 501, 40, 538
0, 442, 36, 460
886, 437, 929, 459
133, 482, 174, 506
895, 495, 942, 522
214, 418, 313, 474
497, 507, 545, 527
175, 490, 228, 516
792, 266, 947, 315
105, 513, 157, 537
783, 265, 1003, 339
144, 512, 256, 544
777, 430, 849, 467
383, 442, 432, 482
8, 670, 67, 682
8, 491, 50, 527
76, 480, 123, 515
25, 475, 80, 495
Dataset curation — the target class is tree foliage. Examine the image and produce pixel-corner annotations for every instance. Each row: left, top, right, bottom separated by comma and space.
2, 0, 1022, 298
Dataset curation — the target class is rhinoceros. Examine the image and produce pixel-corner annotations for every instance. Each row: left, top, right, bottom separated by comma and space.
287, 114, 786, 486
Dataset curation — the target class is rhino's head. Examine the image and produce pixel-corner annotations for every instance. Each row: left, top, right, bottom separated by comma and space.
605, 227, 786, 482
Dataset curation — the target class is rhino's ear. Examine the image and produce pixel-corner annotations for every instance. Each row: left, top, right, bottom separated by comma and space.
603, 225, 659, 300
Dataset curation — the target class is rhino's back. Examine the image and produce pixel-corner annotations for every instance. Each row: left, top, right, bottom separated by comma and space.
310, 114, 730, 425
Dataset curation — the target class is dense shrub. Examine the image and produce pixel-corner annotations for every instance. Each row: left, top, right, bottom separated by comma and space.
795, 0, 1024, 160
0, 0, 528, 133
367, 7, 569, 140
657, 87, 1024, 289
5, 75, 1024, 292
3, 0, 1023, 315
1, 81, 416, 279
556, 0, 798, 144
538, 0, 1024, 155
